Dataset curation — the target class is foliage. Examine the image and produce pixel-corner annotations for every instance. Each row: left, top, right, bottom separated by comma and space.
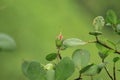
22, 9, 120, 80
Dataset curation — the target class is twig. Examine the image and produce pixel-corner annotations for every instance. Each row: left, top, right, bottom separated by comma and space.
102, 56, 113, 80
87, 37, 120, 55
113, 63, 116, 80
57, 48, 62, 60
104, 66, 114, 80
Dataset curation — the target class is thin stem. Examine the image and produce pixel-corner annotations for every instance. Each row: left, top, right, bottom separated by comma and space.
113, 63, 116, 80
102, 59, 113, 80
104, 66, 114, 80
57, 48, 62, 60
74, 74, 82, 80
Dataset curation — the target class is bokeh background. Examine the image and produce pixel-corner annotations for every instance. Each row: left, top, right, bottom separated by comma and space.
0, 0, 120, 80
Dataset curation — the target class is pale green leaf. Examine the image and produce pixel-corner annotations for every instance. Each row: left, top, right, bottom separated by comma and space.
0, 33, 16, 51
72, 49, 90, 68
63, 38, 87, 47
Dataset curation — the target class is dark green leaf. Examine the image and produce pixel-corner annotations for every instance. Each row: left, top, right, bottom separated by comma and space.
89, 31, 102, 36
46, 53, 57, 61
106, 9, 117, 24
113, 57, 120, 63
84, 63, 105, 76
79, 64, 94, 74
72, 49, 90, 68
98, 52, 109, 60
55, 57, 75, 80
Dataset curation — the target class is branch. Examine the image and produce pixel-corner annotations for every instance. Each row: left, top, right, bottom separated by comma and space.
113, 63, 116, 80
104, 66, 114, 80
88, 37, 120, 55
102, 59, 113, 80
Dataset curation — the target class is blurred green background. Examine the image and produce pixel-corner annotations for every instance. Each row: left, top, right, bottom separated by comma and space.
0, 0, 120, 80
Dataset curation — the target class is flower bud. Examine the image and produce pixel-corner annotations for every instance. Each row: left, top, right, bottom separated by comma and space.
44, 63, 54, 70
56, 33, 63, 48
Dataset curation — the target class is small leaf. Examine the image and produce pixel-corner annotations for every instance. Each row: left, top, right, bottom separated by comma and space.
0, 33, 16, 51
98, 52, 109, 60
89, 31, 102, 36
113, 57, 120, 63
80, 64, 94, 74
93, 16, 105, 31
46, 53, 57, 61
72, 49, 90, 68
55, 57, 75, 80
84, 63, 105, 76
63, 38, 87, 47
106, 9, 117, 24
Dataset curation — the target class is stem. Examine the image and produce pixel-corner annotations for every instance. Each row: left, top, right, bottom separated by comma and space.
102, 59, 113, 80
57, 48, 62, 60
104, 66, 113, 80
74, 74, 82, 80
113, 63, 116, 80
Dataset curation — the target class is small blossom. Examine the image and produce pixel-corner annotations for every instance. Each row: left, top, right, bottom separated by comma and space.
57, 32, 63, 40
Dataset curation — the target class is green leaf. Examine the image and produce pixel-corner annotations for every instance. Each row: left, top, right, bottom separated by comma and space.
113, 57, 120, 63
72, 49, 90, 68
89, 31, 102, 36
63, 38, 87, 47
46, 70, 55, 80
93, 16, 105, 31
22, 61, 46, 80
46, 53, 57, 61
55, 57, 75, 80
0, 33, 16, 51
98, 52, 109, 60
106, 9, 117, 24
84, 63, 105, 76
80, 64, 94, 74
